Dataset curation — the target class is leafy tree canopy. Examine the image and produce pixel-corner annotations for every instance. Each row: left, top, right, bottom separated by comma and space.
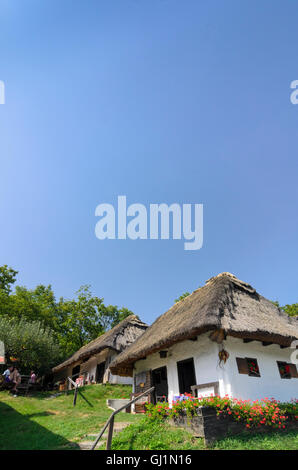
281, 303, 298, 317
271, 300, 298, 317
0, 266, 135, 364
0, 317, 61, 374
0, 265, 18, 294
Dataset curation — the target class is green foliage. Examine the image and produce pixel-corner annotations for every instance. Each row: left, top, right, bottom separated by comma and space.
10, 284, 59, 330
55, 286, 135, 357
110, 415, 298, 450
174, 292, 190, 303
282, 303, 298, 317
0, 265, 135, 360
0, 265, 18, 295
110, 416, 202, 450
271, 300, 298, 317
0, 317, 61, 374
210, 430, 298, 450
279, 401, 298, 420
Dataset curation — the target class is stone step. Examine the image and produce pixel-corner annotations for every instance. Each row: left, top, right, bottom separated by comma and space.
84, 422, 130, 439
78, 422, 131, 450
78, 440, 105, 450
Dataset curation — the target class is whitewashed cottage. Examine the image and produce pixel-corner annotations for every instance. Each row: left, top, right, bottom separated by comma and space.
110, 273, 298, 404
52, 315, 147, 386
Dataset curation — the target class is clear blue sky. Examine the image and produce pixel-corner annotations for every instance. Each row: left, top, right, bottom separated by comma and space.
0, 0, 298, 325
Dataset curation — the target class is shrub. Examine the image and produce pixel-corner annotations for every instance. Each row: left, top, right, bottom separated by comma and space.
278, 399, 298, 421
0, 317, 61, 374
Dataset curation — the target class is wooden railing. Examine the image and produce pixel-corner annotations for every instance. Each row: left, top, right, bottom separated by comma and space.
91, 386, 155, 451
67, 377, 79, 406
66, 376, 94, 408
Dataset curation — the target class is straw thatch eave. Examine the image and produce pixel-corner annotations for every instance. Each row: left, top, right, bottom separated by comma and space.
109, 273, 298, 376
52, 315, 147, 373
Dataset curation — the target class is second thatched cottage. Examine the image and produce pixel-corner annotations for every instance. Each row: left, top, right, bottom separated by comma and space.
52, 315, 147, 386
110, 273, 298, 403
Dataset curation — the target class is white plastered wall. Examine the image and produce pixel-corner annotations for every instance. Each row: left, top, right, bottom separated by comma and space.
80, 349, 132, 385
221, 336, 298, 402
54, 349, 133, 386
134, 333, 220, 404
133, 333, 298, 403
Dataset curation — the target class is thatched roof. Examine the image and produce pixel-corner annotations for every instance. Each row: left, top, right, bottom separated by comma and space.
52, 315, 147, 373
110, 273, 298, 376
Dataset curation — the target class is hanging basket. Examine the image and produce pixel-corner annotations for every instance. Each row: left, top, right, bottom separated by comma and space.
218, 349, 229, 364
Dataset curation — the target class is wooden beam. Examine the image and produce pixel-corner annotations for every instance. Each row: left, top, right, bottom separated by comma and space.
159, 350, 168, 358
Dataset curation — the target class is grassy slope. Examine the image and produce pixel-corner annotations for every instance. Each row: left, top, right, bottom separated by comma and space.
0, 384, 139, 450
0, 387, 297, 450
110, 417, 298, 451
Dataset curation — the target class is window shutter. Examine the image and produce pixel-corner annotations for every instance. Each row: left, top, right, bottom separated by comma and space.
236, 357, 249, 374
288, 364, 298, 378
277, 361, 285, 378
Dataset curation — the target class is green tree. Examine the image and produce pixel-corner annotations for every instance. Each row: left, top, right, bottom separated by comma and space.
9, 284, 59, 330
0, 265, 135, 360
56, 286, 134, 357
282, 303, 298, 317
271, 300, 298, 317
0, 265, 18, 294
0, 317, 61, 374
175, 292, 190, 303
109, 307, 136, 328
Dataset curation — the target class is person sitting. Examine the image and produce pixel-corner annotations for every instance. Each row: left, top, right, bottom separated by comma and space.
10, 367, 21, 396
2, 366, 13, 382
29, 371, 36, 384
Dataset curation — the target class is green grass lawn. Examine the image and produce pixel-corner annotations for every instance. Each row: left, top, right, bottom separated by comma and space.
0, 387, 297, 450
0, 384, 140, 450
109, 417, 298, 450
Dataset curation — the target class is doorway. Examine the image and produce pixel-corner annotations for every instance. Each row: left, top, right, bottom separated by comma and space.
96, 362, 106, 383
72, 365, 80, 379
152, 366, 168, 403
177, 358, 196, 394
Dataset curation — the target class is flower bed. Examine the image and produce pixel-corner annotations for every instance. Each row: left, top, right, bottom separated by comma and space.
145, 395, 298, 444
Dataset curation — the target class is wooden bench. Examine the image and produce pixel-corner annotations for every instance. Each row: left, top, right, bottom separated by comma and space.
17, 376, 41, 395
